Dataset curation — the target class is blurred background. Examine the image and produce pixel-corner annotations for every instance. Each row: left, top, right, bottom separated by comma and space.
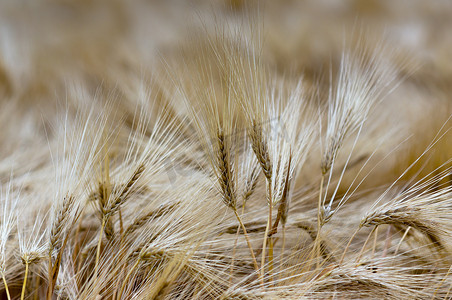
1, 0, 452, 189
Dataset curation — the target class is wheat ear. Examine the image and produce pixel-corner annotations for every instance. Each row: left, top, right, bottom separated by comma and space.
47, 195, 77, 300
216, 128, 261, 277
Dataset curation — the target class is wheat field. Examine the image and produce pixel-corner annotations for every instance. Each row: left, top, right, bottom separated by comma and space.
0, 1, 452, 299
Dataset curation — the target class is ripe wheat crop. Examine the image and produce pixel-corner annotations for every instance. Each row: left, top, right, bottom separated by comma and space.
0, 1, 451, 299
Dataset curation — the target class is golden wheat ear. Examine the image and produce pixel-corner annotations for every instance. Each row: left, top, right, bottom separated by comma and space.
318, 41, 400, 233
360, 167, 452, 257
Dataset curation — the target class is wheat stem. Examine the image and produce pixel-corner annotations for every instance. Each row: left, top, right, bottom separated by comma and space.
21, 261, 29, 300
2, 273, 11, 300
433, 265, 452, 298
229, 224, 240, 285
340, 227, 360, 265
394, 226, 411, 256
356, 226, 377, 265
229, 204, 246, 284
47, 221, 73, 300
446, 284, 452, 300
94, 218, 105, 279
117, 258, 141, 300
73, 208, 86, 274
317, 174, 325, 229
47, 253, 52, 300
371, 225, 379, 258
314, 174, 325, 268
232, 209, 261, 280
268, 236, 274, 285
279, 223, 286, 283
119, 208, 124, 241
260, 182, 272, 283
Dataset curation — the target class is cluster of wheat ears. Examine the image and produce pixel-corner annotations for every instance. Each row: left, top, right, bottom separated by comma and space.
1, 1, 452, 299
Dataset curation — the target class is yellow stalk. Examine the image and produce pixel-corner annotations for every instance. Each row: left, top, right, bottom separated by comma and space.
314, 174, 325, 268
279, 223, 286, 283
230, 202, 246, 285
21, 261, 29, 300
233, 209, 261, 283
340, 227, 360, 265
94, 218, 105, 279
356, 226, 377, 265
117, 259, 140, 300
260, 182, 272, 284
371, 225, 379, 258
268, 236, 274, 285
394, 226, 410, 256
2, 273, 11, 300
